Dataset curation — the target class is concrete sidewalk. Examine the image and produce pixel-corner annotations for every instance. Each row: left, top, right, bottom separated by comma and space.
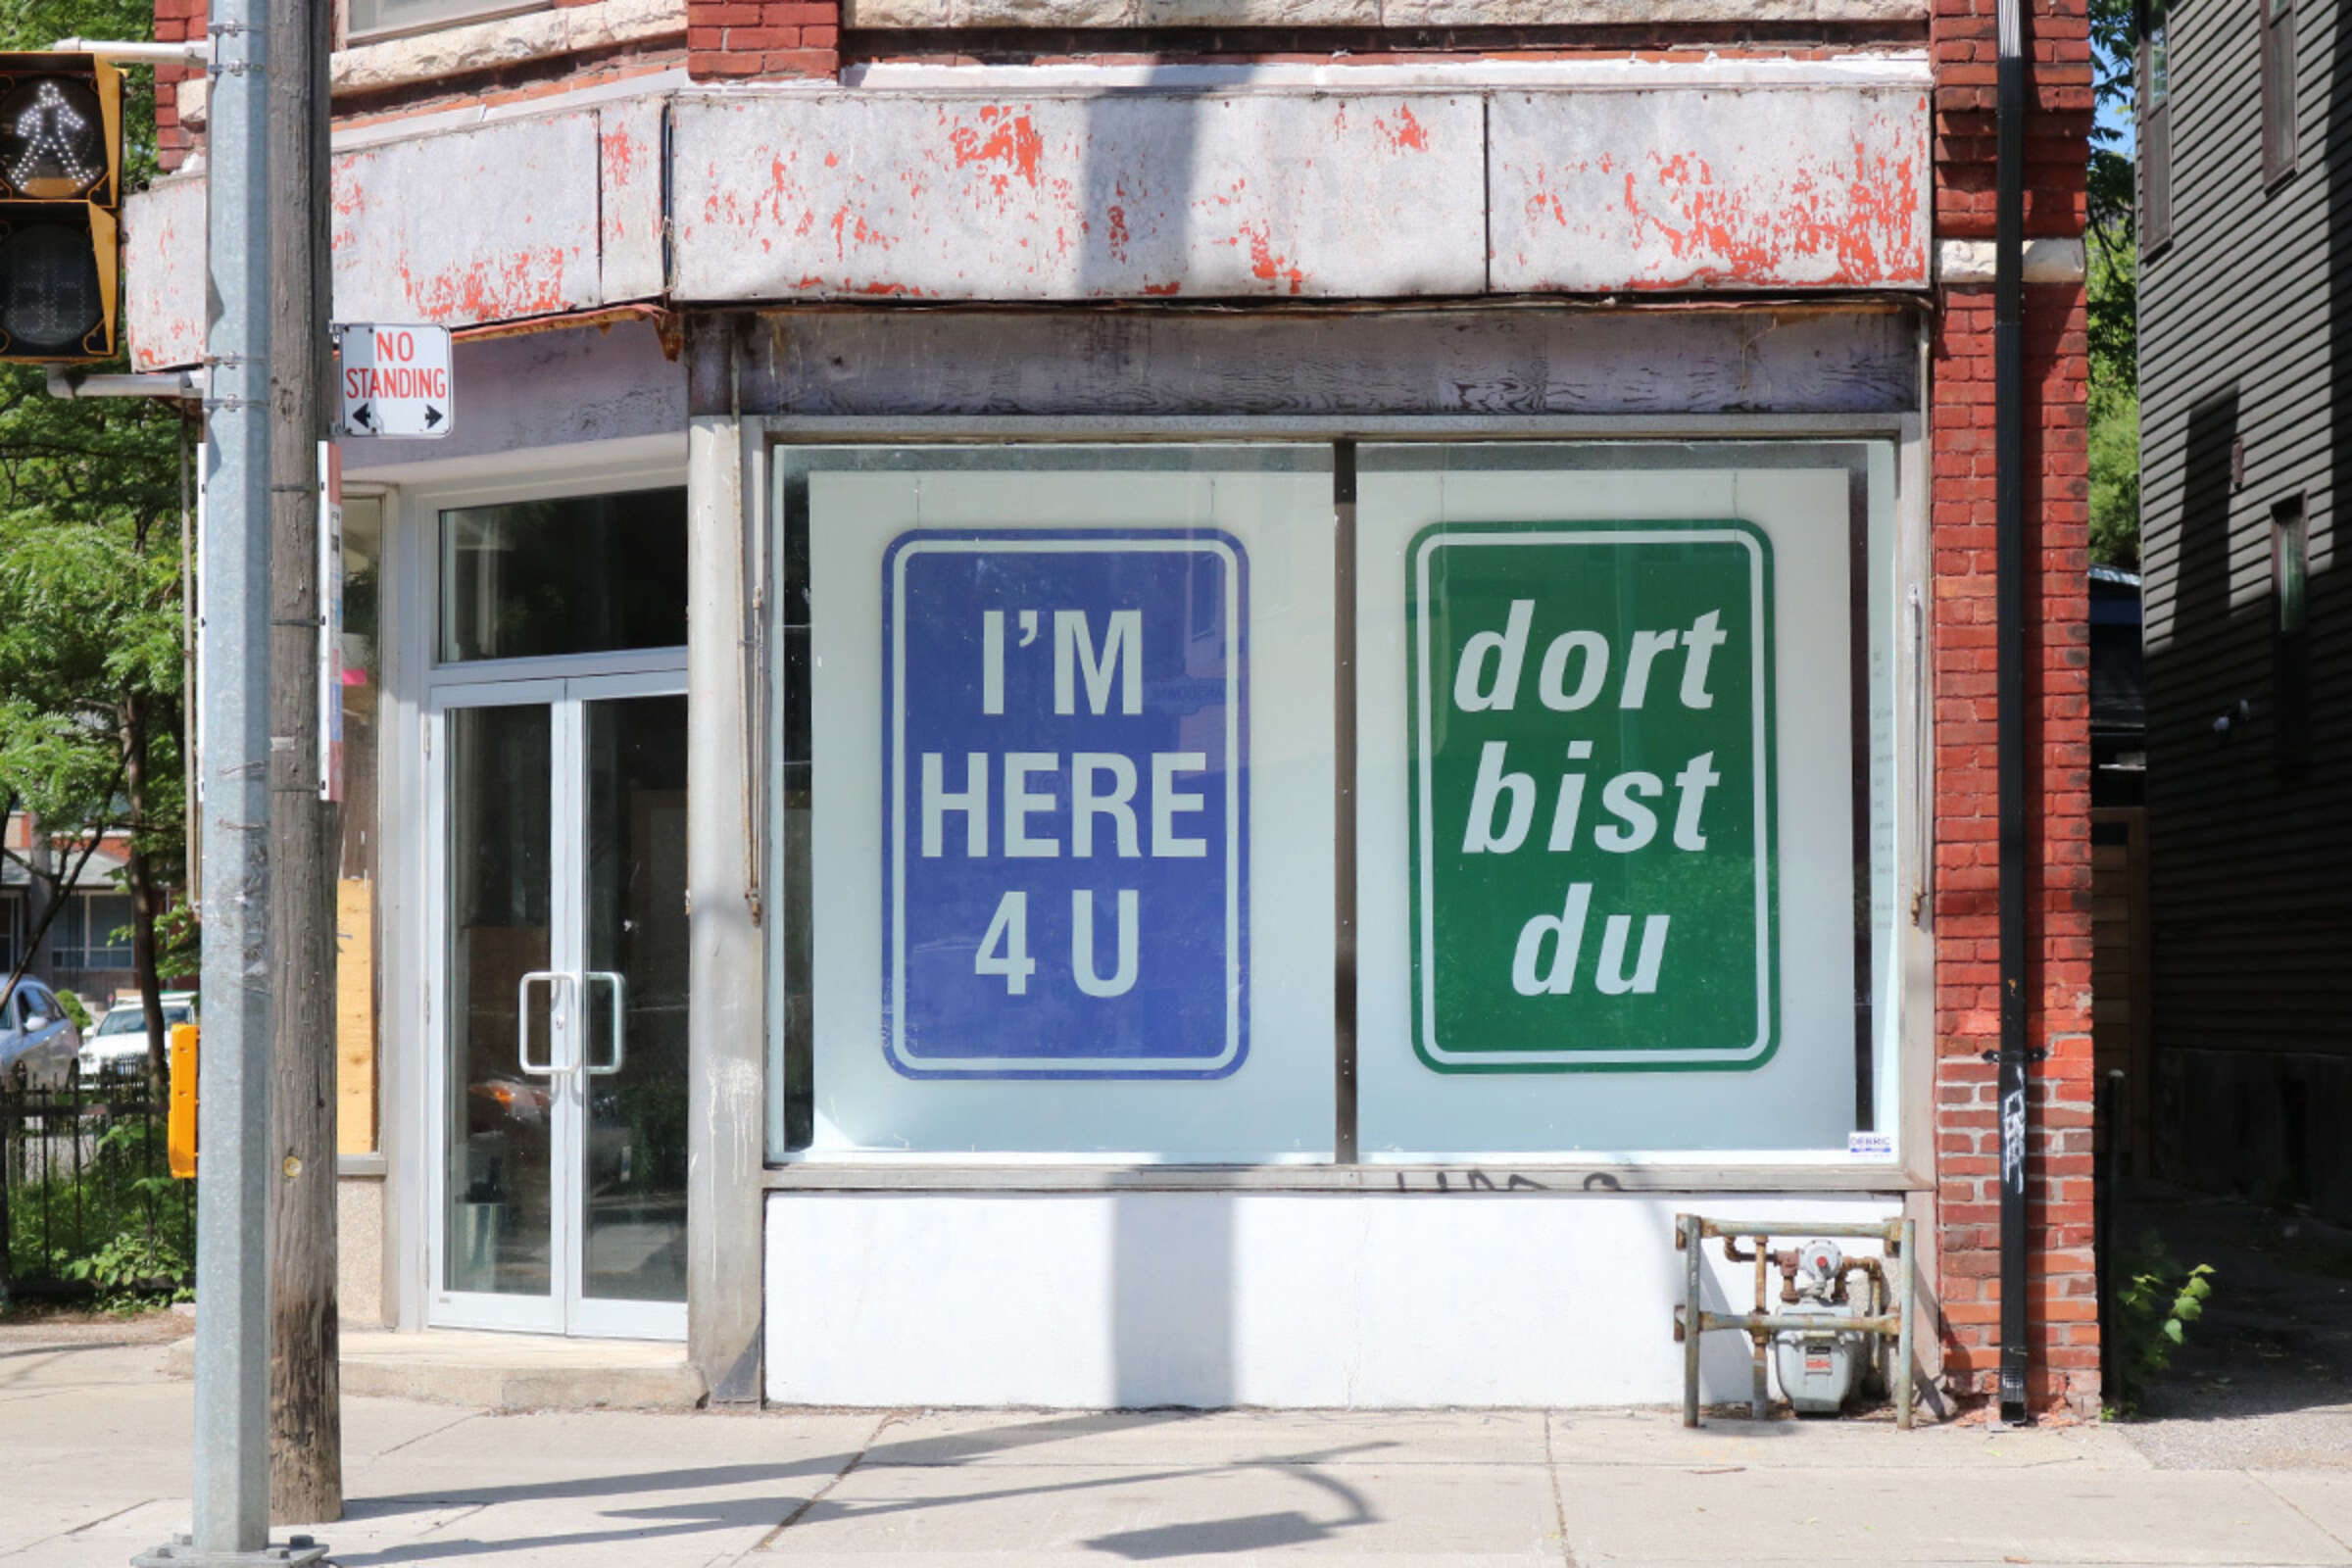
7, 1321, 2352, 1567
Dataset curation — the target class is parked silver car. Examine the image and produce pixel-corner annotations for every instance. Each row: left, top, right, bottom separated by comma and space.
0, 979, 81, 1090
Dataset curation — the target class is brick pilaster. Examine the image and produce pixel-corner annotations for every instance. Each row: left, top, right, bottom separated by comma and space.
154, 0, 205, 172
1929, 0, 2097, 1419
687, 0, 838, 81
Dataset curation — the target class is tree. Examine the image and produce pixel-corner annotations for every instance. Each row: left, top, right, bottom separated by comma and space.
2087, 0, 2140, 567
0, 0, 194, 1088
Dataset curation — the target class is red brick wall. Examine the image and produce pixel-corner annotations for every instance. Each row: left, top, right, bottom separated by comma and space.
154, 0, 203, 172
1929, 0, 2097, 1418
687, 0, 838, 80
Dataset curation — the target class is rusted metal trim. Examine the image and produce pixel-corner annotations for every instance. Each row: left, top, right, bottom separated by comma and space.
726, 294, 1931, 322
450, 302, 682, 360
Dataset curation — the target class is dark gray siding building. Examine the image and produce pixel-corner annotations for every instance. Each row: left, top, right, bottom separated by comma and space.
2139, 0, 2352, 1212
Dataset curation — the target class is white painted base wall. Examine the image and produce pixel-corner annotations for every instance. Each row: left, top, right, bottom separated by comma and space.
764, 1191, 1903, 1407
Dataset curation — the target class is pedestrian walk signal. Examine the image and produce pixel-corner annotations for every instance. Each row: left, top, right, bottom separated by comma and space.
0, 54, 122, 363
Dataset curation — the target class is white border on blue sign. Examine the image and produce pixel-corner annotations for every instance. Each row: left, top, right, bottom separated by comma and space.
885, 533, 1247, 1077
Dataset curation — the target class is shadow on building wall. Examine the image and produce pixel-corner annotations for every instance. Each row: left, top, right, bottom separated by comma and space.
1109, 1194, 1235, 1407
2145, 10, 2352, 1215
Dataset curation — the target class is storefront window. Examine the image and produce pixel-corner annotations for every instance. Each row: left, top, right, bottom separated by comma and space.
769, 440, 1901, 1165
1353, 444, 1899, 1156
772, 445, 1338, 1159
438, 488, 687, 664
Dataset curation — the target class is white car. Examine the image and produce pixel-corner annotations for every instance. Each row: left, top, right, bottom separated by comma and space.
76, 994, 196, 1081
0, 979, 82, 1091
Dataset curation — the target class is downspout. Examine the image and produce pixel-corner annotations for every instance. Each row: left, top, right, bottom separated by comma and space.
1993, 0, 2034, 1426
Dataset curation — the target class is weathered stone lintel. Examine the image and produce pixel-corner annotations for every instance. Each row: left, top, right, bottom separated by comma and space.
1935, 237, 2088, 285
847, 0, 1924, 29
178, 0, 686, 128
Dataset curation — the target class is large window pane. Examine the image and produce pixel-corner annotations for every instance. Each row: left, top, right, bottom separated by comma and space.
439, 488, 686, 663
1353, 444, 1900, 1158
444, 704, 554, 1297
338, 496, 384, 1154
346, 0, 544, 43
84, 894, 132, 966
772, 445, 1336, 1160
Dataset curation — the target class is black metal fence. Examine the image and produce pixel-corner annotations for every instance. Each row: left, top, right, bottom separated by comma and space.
0, 1067, 193, 1307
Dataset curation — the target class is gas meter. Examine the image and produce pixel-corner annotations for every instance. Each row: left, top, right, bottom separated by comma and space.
1771, 1239, 1869, 1414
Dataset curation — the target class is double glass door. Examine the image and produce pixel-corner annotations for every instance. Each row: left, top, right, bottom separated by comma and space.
428, 672, 689, 1339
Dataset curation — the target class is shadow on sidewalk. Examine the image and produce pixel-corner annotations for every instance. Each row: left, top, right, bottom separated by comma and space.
331, 1409, 1391, 1564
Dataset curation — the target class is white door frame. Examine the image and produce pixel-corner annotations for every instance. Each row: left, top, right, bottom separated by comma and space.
422, 668, 690, 1340
394, 453, 693, 1341
557, 668, 691, 1343
422, 676, 567, 1337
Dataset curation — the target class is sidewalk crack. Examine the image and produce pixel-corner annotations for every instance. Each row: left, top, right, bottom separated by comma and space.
0, 1495, 158, 1560
752, 1407, 909, 1550
369, 1409, 482, 1460
1544, 1410, 1579, 1567
2254, 1471, 2352, 1560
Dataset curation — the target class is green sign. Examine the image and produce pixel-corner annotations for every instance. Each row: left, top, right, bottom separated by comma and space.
1406, 520, 1777, 1073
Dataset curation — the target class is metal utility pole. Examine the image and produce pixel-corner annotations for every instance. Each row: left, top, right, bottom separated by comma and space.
265, 0, 341, 1525
150, 0, 272, 1556
117, 0, 324, 1558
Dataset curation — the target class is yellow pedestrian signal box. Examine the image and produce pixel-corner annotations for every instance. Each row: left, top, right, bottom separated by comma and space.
168, 1022, 198, 1178
0, 54, 122, 363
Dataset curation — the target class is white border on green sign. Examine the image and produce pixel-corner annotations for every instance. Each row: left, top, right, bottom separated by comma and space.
1411, 526, 1775, 1070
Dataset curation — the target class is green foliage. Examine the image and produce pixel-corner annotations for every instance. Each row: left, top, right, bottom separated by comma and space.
55, 1227, 192, 1309
0, 0, 192, 994
53, 988, 91, 1031
2109, 1239, 2217, 1415
2088, 246, 2141, 568
5, 1113, 193, 1308
2084, 0, 2140, 566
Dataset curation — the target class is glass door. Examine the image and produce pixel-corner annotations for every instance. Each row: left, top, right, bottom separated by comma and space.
429, 673, 688, 1340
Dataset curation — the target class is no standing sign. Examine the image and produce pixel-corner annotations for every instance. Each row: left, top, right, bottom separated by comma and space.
336, 322, 451, 438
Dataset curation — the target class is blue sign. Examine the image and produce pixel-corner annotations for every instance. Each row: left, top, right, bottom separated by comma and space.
882, 530, 1249, 1079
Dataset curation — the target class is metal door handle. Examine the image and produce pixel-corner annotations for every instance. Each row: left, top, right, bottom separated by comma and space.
583, 971, 625, 1076
516, 970, 567, 1075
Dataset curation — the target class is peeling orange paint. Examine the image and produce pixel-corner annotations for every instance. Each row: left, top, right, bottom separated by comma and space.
949, 106, 1045, 193
1374, 104, 1431, 154
829, 204, 892, 259
401, 243, 579, 323
1239, 224, 1304, 296
1589, 124, 1926, 289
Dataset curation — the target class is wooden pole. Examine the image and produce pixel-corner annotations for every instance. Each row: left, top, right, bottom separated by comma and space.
267, 0, 342, 1523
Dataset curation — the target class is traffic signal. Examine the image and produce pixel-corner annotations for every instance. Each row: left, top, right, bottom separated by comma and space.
0, 54, 122, 364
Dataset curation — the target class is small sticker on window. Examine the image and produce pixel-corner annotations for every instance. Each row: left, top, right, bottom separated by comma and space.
1847, 1131, 1895, 1157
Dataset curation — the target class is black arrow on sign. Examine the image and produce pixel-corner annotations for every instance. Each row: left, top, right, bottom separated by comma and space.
349, 401, 373, 431
423, 404, 443, 429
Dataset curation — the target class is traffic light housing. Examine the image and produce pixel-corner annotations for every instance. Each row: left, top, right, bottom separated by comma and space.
0, 54, 122, 364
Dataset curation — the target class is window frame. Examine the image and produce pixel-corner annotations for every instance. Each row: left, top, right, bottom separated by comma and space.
2273, 494, 2311, 780
2140, 0, 2174, 252
756, 419, 1931, 1189
343, 0, 550, 48
53, 891, 134, 970
2262, 0, 2299, 188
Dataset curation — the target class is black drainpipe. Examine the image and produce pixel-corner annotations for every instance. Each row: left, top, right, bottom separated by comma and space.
1992, 0, 2034, 1426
